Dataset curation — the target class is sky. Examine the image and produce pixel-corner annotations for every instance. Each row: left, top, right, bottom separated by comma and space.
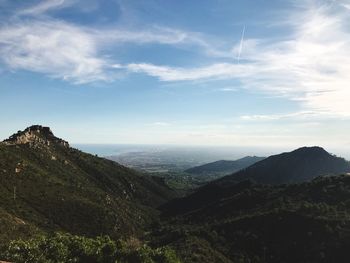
1, 0, 350, 154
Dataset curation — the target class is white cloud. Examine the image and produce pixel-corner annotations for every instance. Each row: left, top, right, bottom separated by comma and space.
126, 2, 350, 116
0, 20, 109, 83
1, 0, 350, 117
0, 22, 211, 84
218, 87, 238, 92
100, 27, 189, 45
0, 20, 219, 83
0, 0, 233, 84
0, 0, 227, 84
339, 0, 350, 10
126, 63, 256, 81
239, 111, 337, 121
96, 26, 235, 59
18, 0, 73, 16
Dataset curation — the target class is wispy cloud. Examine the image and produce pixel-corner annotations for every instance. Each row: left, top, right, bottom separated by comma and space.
239, 111, 339, 121
95, 26, 197, 46
1, 0, 350, 117
126, 2, 350, 116
0, 20, 110, 83
339, 0, 350, 10
17, 0, 74, 16
0, 0, 231, 83
0, 19, 218, 83
217, 87, 238, 92
236, 25, 246, 63
126, 63, 256, 81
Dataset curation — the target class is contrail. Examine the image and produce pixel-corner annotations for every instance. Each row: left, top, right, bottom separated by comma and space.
237, 25, 246, 64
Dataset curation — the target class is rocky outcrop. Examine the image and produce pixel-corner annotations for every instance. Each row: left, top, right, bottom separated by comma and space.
3, 125, 69, 148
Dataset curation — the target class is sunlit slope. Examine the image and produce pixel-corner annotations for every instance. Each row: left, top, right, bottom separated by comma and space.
0, 125, 175, 243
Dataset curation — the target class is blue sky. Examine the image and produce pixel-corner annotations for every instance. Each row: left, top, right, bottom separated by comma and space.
1, 0, 350, 152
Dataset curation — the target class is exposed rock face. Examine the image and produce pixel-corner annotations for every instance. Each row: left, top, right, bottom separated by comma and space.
3, 125, 69, 148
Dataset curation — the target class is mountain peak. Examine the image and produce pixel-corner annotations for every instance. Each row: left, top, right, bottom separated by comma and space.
292, 146, 328, 154
219, 146, 350, 185
3, 125, 69, 148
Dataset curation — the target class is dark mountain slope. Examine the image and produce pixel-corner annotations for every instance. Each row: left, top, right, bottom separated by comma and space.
162, 147, 350, 216
185, 156, 265, 175
156, 175, 350, 263
0, 125, 176, 243
220, 146, 350, 185
156, 147, 350, 262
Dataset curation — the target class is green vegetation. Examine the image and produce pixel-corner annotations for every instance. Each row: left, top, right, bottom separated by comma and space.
150, 171, 206, 193
155, 175, 350, 262
2, 127, 350, 262
0, 126, 176, 244
0, 232, 180, 263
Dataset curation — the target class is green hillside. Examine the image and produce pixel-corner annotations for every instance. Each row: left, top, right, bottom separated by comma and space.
2, 128, 350, 263
157, 175, 350, 262
0, 125, 176, 244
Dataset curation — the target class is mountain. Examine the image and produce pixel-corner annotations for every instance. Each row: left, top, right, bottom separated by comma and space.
156, 175, 350, 262
218, 146, 350, 185
0, 125, 176, 244
185, 156, 265, 175
2, 134, 350, 263
155, 147, 350, 262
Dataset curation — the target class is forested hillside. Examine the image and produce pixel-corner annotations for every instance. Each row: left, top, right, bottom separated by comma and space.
157, 175, 350, 262
0, 126, 176, 244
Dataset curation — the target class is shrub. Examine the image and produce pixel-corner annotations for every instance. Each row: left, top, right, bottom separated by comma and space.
0, 232, 181, 263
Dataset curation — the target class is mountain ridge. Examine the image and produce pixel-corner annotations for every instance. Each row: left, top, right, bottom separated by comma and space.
218, 146, 350, 185
185, 156, 265, 175
161, 146, 350, 217
0, 125, 176, 244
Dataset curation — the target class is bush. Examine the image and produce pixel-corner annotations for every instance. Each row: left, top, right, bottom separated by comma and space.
0, 232, 181, 263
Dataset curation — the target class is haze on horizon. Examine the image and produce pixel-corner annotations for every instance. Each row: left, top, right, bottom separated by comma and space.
1, 0, 350, 153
